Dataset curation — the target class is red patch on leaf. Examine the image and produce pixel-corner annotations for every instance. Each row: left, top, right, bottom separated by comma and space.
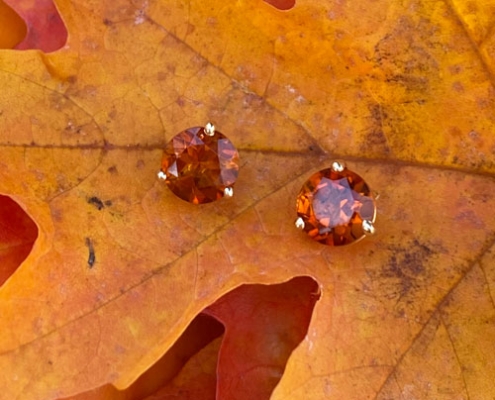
4, 0, 67, 52
204, 276, 320, 400
264, 0, 295, 11
0, 195, 38, 286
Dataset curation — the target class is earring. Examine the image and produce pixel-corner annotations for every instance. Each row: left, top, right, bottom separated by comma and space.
295, 161, 376, 246
158, 123, 239, 204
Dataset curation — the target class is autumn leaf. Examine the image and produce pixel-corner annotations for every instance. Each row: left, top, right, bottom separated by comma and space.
1, 0, 495, 399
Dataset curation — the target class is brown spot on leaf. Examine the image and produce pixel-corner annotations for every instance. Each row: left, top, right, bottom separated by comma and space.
85, 238, 95, 268
381, 239, 434, 302
361, 104, 390, 154
87, 196, 105, 210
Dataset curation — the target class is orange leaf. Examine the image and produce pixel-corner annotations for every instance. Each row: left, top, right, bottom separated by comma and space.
0, 1, 26, 49
1, 0, 495, 399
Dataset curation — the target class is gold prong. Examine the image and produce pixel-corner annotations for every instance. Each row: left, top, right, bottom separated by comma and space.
224, 187, 234, 198
295, 217, 305, 230
157, 171, 167, 180
331, 161, 345, 173
205, 122, 215, 136
362, 220, 375, 235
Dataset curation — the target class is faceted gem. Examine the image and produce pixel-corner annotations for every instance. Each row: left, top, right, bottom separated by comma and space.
160, 126, 239, 204
296, 166, 376, 246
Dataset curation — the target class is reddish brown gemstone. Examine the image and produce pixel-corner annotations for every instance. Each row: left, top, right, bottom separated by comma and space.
296, 166, 376, 246
160, 126, 239, 204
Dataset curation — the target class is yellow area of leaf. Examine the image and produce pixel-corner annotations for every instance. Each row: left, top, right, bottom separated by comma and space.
151, 0, 495, 171
0, 0, 494, 399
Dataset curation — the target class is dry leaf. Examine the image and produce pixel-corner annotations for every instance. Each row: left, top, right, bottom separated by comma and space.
1, 0, 495, 399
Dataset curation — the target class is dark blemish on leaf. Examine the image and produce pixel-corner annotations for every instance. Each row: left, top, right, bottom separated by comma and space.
103, 18, 112, 26
362, 104, 389, 154
136, 159, 145, 169
107, 165, 118, 174
48, 360, 53, 365
381, 239, 433, 302
88, 196, 105, 210
104, 200, 113, 207
86, 238, 95, 268
67, 76, 77, 84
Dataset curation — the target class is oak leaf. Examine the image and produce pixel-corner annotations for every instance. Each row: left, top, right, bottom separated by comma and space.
1, 0, 495, 399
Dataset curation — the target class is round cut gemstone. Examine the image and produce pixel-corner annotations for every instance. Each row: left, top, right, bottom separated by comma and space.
296, 166, 376, 246
160, 126, 239, 204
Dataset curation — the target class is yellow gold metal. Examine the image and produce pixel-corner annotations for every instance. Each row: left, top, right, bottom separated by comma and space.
224, 187, 234, 197
205, 122, 215, 137
157, 171, 167, 180
295, 217, 305, 230
331, 161, 345, 173
362, 220, 375, 235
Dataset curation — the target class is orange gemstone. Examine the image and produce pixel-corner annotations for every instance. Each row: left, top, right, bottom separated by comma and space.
160, 126, 239, 204
296, 166, 376, 246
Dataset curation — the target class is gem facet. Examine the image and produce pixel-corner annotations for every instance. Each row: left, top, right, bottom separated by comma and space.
296, 166, 376, 246
160, 126, 239, 204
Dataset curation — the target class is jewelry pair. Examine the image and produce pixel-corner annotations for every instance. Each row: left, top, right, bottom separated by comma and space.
158, 123, 377, 247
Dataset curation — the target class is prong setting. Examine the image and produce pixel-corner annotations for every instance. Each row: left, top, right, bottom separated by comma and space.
224, 187, 234, 198
205, 122, 215, 137
157, 171, 167, 180
295, 217, 305, 230
362, 220, 376, 235
331, 161, 346, 173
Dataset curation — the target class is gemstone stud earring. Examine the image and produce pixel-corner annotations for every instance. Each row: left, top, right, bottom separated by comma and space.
158, 123, 240, 204
295, 161, 376, 246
